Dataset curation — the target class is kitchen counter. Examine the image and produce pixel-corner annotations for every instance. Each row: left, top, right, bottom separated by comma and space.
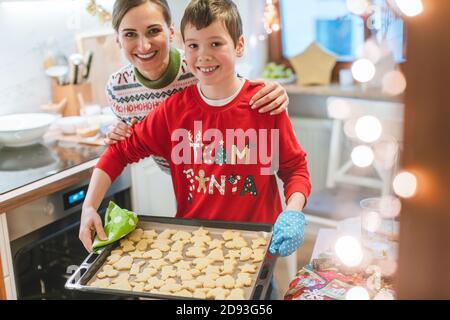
0, 137, 105, 213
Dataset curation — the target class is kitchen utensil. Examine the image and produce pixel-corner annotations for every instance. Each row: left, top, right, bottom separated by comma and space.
83, 51, 94, 81
69, 53, 84, 85
0, 113, 57, 147
66, 216, 276, 300
45, 65, 69, 86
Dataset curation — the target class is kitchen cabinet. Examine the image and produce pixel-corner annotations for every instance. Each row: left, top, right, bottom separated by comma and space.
130, 158, 176, 217
0, 213, 16, 300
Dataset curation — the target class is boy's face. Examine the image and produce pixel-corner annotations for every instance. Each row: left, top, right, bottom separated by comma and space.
184, 20, 244, 87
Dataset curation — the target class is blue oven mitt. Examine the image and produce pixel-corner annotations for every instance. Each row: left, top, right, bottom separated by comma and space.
269, 210, 306, 257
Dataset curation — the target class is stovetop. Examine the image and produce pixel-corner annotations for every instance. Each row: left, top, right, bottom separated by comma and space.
0, 140, 106, 195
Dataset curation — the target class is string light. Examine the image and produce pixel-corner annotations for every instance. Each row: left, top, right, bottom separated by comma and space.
86, 0, 111, 24
355, 115, 383, 143
382, 70, 407, 96
346, 0, 370, 16
264, 0, 281, 34
394, 0, 424, 17
327, 99, 351, 120
352, 59, 376, 83
351, 145, 375, 168
335, 236, 364, 267
346, 286, 370, 300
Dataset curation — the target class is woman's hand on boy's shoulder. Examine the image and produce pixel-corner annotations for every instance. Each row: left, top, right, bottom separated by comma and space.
104, 118, 138, 145
249, 79, 289, 115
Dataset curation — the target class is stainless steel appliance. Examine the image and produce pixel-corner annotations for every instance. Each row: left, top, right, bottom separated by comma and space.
0, 141, 132, 299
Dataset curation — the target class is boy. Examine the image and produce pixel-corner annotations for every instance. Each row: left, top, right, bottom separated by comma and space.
80, 0, 311, 260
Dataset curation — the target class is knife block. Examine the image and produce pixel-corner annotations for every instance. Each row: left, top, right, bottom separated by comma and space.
52, 83, 93, 117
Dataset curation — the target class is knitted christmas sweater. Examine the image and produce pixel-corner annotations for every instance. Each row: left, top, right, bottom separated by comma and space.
97, 81, 311, 224
105, 48, 197, 171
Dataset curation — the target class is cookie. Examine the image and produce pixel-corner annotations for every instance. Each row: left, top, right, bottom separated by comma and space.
146, 259, 168, 270
136, 239, 149, 251
222, 230, 240, 241
207, 248, 225, 262
182, 280, 202, 292
171, 231, 191, 241
186, 246, 206, 258
220, 263, 236, 275
225, 250, 240, 259
97, 265, 119, 279
143, 249, 163, 260
144, 277, 165, 291
192, 288, 209, 299
129, 251, 144, 259
225, 237, 248, 249
176, 289, 193, 298
227, 288, 245, 300
120, 239, 136, 253
129, 261, 145, 276
159, 282, 182, 294
106, 254, 122, 265
208, 239, 225, 250
172, 240, 188, 252
215, 275, 235, 289
190, 235, 211, 245
150, 241, 171, 252
251, 249, 265, 263
239, 247, 253, 261
135, 267, 158, 282
131, 282, 145, 292
113, 256, 133, 270
142, 229, 158, 240
111, 249, 124, 256
192, 227, 209, 237
109, 273, 131, 290
192, 258, 212, 271
157, 229, 176, 240
165, 251, 183, 263
235, 272, 252, 288
161, 266, 177, 280
207, 287, 230, 300
203, 265, 222, 275
251, 237, 268, 249
178, 269, 194, 281
174, 260, 192, 270
238, 263, 257, 274
128, 228, 144, 243
197, 275, 217, 289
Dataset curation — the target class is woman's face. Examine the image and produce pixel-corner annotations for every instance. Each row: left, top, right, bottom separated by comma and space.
116, 2, 174, 79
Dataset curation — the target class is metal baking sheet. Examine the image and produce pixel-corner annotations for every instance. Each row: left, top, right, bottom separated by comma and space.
66, 215, 276, 300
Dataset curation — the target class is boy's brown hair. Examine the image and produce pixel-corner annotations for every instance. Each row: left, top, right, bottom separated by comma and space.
112, 0, 172, 32
180, 0, 243, 47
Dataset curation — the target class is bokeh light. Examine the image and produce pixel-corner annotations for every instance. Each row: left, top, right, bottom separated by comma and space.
379, 195, 402, 218
395, 0, 424, 17
382, 70, 407, 96
327, 99, 351, 119
352, 59, 376, 83
335, 236, 364, 267
355, 115, 383, 143
393, 171, 418, 198
346, 286, 370, 300
351, 145, 375, 168
346, 0, 370, 15
362, 211, 382, 233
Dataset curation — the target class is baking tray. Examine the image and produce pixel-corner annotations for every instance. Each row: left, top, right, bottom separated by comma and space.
66, 215, 277, 300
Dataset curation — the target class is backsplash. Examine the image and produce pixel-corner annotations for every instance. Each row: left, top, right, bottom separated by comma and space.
0, 0, 266, 116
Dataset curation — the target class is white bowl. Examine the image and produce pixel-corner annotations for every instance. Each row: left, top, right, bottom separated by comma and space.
0, 113, 57, 147
56, 116, 88, 135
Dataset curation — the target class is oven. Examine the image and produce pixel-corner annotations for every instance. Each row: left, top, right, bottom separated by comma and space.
6, 168, 132, 300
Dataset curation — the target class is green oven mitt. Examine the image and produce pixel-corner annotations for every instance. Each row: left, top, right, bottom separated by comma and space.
92, 201, 138, 253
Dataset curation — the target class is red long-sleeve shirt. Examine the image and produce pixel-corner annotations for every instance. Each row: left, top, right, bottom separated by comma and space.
97, 81, 311, 224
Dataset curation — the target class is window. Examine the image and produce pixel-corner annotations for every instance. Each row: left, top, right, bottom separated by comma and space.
279, 0, 405, 62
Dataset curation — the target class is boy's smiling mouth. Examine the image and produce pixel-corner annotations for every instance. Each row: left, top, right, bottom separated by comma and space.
197, 65, 220, 75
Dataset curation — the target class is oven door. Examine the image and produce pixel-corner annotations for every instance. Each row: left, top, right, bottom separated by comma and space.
10, 189, 131, 300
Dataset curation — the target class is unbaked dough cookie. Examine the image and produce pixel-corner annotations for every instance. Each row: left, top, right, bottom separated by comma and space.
172, 240, 188, 252
225, 250, 240, 259
171, 230, 191, 241
197, 275, 217, 289
222, 230, 241, 241
174, 260, 192, 270
186, 246, 206, 258
176, 289, 193, 298
165, 251, 183, 263
224, 237, 248, 249
177, 269, 194, 281
227, 288, 245, 300
160, 266, 177, 280
142, 229, 158, 240
203, 265, 222, 275
143, 249, 163, 260
146, 259, 168, 270
159, 282, 182, 294
111, 249, 123, 256
97, 265, 119, 279
128, 228, 144, 243
128, 251, 144, 259
182, 279, 202, 292
207, 248, 224, 262
157, 229, 176, 240
120, 239, 136, 252
192, 288, 209, 299
192, 227, 209, 237
136, 239, 149, 251
235, 272, 252, 288
215, 275, 235, 289
251, 248, 265, 263
238, 263, 257, 274
207, 287, 230, 300
130, 261, 146, 276
109, 273, 131, 290
192, 258, 213, 271
251, 237, 268, 249
144, 277, 165, 291
113, 256, 133, 270
150, 241, 171, 252
131, 282, 145, 292
135, 267, 158, 282
208, 239, 225, 250
106, 254, 122, 265
220, 262, 236, 275
239, 247, 253, 261
91, 278, 110, 288
190, 235, 211, 245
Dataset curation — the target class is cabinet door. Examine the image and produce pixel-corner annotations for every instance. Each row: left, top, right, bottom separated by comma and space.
130, 158, 176, 217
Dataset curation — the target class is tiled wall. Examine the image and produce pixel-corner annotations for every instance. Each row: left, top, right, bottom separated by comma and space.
0, 0, 267, 116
